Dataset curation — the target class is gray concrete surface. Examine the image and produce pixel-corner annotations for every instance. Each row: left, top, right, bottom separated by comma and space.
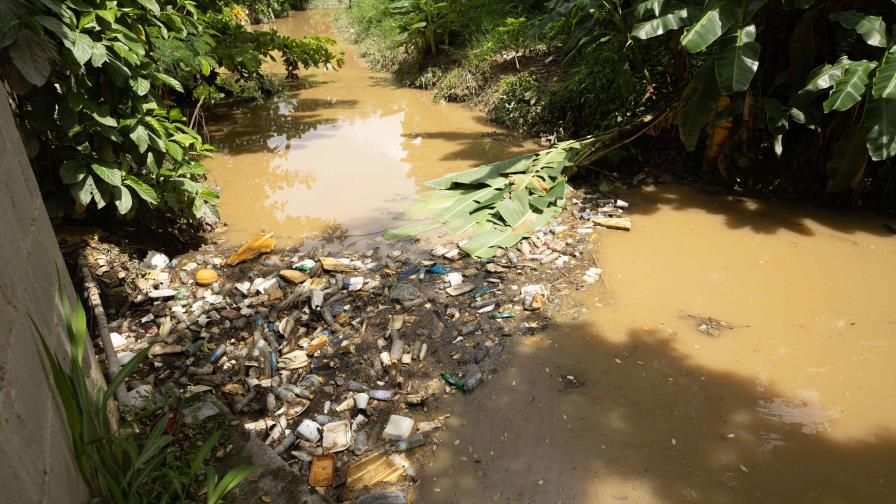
0, 87, 90, 502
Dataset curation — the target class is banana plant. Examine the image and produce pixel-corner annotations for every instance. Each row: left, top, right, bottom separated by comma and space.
799, 10, 896, 170
630, 0, 763, 152
389, 0, 455, 59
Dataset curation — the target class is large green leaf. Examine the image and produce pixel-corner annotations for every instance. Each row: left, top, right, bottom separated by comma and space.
764, 99, 789, 157
112, 185, 133, 214
131, 77, 150, 96
495, 189, 532, 228
129, 125, 149, 153
9, 29, 56, 86
90, 42, 107, 67
865, 99, 896, 161
715, 25, 760, 94
872, 47, 896, 99
154, 72, 183, 93
829, 11, 887, 48
826, 125, 868, 193
823, 60, 876, 113
802, 58, 849, 93
427, 153, 533, 189
60, 160, 87, 184
70, 175, 96, 206
631, 7, 691, 40
680, 1, 736, 53
137, 0, 161, 15
678, 62, 721, 151
382, 222, 442, 241
460, 226, 527, 259
69, 31, 94, 65
91, 163, 123, 187
633, 0, 665, 18
434, 186, 501, 221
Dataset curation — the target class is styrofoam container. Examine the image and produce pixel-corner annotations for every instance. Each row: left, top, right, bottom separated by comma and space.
297, 419, 322, 443
382, 415, 415, 441
322, 419, 352, 453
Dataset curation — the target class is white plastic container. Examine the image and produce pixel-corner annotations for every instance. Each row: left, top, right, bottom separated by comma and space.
445, 272, 463, 287
354, 392, 370, 410
297, 419, 322, 443
322, 419, 352, 453
382, 415, 415, 441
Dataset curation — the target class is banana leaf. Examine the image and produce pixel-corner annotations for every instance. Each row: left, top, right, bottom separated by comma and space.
383, 120, 650, 257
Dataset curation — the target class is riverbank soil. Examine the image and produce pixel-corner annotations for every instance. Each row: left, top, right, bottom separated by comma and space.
415, 185, 896, 503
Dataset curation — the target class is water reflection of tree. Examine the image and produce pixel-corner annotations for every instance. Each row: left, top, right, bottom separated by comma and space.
204, 82, 359, 156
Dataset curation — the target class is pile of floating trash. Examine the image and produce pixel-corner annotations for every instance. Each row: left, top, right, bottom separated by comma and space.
85, 193, 630, 502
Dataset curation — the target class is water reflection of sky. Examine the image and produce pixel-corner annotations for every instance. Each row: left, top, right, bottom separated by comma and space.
262, 111, 414, 227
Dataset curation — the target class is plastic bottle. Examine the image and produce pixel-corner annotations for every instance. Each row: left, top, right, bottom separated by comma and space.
368, 389, 394, 401
346, 380, 369, 392
441, 372, 465, 390
463, 369, 483, 392
390, 433, 425, 453
353, 430, 368, 455
208, 343, 226, 364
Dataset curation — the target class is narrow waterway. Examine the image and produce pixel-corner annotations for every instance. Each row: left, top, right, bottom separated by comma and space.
202, 10, 896, 503
203, 10, 534, 246
417, 186, 896, 503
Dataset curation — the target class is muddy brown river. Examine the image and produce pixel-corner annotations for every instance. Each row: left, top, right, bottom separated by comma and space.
418, 186, 896, 503
203, 10, 534, 246
205, 11, 896, 504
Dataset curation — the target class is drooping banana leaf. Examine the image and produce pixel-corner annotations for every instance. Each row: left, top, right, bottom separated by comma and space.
383, 115, 659, 257
426, 152, 535, 189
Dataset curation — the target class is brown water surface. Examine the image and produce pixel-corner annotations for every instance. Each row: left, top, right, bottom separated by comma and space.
418, 186, 896, 503
203, 10, 534, 246
202, 10, 896, 503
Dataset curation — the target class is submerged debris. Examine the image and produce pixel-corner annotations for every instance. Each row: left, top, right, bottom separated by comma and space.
686, 314, 744, 337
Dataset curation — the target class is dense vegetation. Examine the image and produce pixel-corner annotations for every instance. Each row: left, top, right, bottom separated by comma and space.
340, 0, 896, 205
1, 0, 340, 233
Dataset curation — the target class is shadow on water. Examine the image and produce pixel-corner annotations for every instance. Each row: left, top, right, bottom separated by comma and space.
612, 184, 896, 238
417, 320, 896, 503
204, 83, 360, 157
409, 130, 531, 165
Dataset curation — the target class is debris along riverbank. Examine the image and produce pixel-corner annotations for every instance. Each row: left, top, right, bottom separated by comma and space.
80, 191, 630, 502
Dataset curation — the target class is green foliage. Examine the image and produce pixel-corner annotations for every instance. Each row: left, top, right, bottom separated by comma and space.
34, 278, 261, 503
0, 0, 339, 230
432, 67, 481, 102
389, 0, 456, 59
383, 124, 643, 256
487, 73, 547, 132
624, 0, 896, 192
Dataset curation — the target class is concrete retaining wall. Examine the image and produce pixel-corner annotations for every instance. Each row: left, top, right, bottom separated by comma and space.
0, 87, 90, 502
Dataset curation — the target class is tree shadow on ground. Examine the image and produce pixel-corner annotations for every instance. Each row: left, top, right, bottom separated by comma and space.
417, 321, 896, 503
588, 181, 896, 239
